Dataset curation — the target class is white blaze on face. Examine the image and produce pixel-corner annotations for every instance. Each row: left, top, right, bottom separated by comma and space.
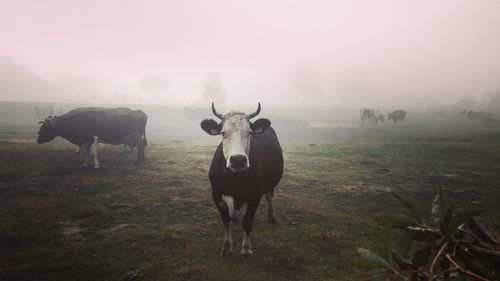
221, 112, 251, 170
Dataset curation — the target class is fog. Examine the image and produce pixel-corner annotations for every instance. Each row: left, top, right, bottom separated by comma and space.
1, 0, 500, 110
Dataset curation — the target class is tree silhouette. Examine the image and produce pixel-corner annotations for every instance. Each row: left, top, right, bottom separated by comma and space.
202, 73, 226, 104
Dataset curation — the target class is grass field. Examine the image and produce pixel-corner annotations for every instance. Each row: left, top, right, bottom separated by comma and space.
1, 102, 500, 281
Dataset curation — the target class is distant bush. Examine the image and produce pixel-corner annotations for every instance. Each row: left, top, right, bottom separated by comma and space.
357, 186, 500, 280
34, 105, 64, 121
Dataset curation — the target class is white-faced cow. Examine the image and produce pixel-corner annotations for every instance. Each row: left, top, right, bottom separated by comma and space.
388, 110, 407, 124
37, 107, 147, 168
201, 103, 284, 257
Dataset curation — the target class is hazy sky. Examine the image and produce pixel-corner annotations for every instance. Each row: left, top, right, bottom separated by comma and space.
1, 0, 499, 107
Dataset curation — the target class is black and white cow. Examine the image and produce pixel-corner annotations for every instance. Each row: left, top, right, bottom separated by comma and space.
201, 103, 284, 257
360, 108, 384, 126
37, 107, 147, 168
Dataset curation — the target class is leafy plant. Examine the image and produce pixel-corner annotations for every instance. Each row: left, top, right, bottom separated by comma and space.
357, 185, 500, 280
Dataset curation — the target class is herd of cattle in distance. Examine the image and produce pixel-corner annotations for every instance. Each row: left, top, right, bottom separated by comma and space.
36, 103, 283, 257
360, 108, 497, 127
359, 108, 407, 126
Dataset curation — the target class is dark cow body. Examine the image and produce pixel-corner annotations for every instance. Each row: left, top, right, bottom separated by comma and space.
201, 103, 284, 257
37, 107, 147, 167
209, 127, 283, 214
388, 110, 407, 124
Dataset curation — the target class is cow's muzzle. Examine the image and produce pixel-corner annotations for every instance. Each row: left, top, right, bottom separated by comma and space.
229, 154, 248, 171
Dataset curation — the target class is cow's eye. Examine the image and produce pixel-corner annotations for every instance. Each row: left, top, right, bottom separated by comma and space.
221, 132, 225, 136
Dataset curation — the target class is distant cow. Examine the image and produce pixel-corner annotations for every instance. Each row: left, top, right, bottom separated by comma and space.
462, 109, 492, 124
201, 103, 284, 257
388, 110, 407, 124
37, 107, 147, 168
360, 108, 384, 126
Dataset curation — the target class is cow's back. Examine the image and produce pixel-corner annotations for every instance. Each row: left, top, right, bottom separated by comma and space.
58, 107, 147, 144
250, 127, 284, 191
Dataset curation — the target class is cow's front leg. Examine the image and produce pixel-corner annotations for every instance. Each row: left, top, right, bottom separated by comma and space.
90, 136, 99, 169
241, 200, 259, 257
222, 221, 233, 257
218, 203, 233, 258
265, 192, 276, 224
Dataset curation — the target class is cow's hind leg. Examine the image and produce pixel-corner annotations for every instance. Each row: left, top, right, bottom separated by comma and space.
241, 199, 260, 257
265, 191, 276, 224
80, 143, 91, 167
136, 143, 145, 165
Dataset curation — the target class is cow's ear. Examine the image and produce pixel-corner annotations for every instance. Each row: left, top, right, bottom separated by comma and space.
250, 118, 271, 134
201, 119, 222, 135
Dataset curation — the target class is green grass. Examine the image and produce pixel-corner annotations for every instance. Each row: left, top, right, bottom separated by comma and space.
1, 114, 500, 281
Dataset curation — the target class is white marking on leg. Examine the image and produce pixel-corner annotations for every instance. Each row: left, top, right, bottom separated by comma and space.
91, 136, 99, 169
241, 231, 252, 255
222, 195, 234, 219
221, 222, 233, 256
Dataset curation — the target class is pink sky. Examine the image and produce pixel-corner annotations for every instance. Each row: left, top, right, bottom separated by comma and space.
1, 0, 500, 107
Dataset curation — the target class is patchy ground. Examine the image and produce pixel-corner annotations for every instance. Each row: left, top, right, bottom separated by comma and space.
1, 112, 500, 281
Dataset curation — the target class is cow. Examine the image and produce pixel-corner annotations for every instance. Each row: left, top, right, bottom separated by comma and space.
37, 107, 147, 168
388, 110, 407, 124
360, 108, 384, 126
462, 109, 492, 124
360, 108, 373, 122
200, 103, 284, 257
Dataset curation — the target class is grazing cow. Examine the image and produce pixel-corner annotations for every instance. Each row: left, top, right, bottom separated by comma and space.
462, 109, 492, 124
37, 107, 147, 168
360, 108, 384, 126
388, 110, 407, 124
201, 103, 284, 257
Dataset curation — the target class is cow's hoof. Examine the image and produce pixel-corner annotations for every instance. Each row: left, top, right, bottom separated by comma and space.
220, 248, 233, 258
267, 215, 277, 224
240, 250, 253, 260
220, 240, 233, 258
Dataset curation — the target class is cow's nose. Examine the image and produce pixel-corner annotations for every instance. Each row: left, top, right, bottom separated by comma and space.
229, 154, 248, 169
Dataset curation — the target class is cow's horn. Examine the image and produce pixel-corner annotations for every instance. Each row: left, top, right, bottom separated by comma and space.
247, 102, 261, 119
211, 102, 224, 119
